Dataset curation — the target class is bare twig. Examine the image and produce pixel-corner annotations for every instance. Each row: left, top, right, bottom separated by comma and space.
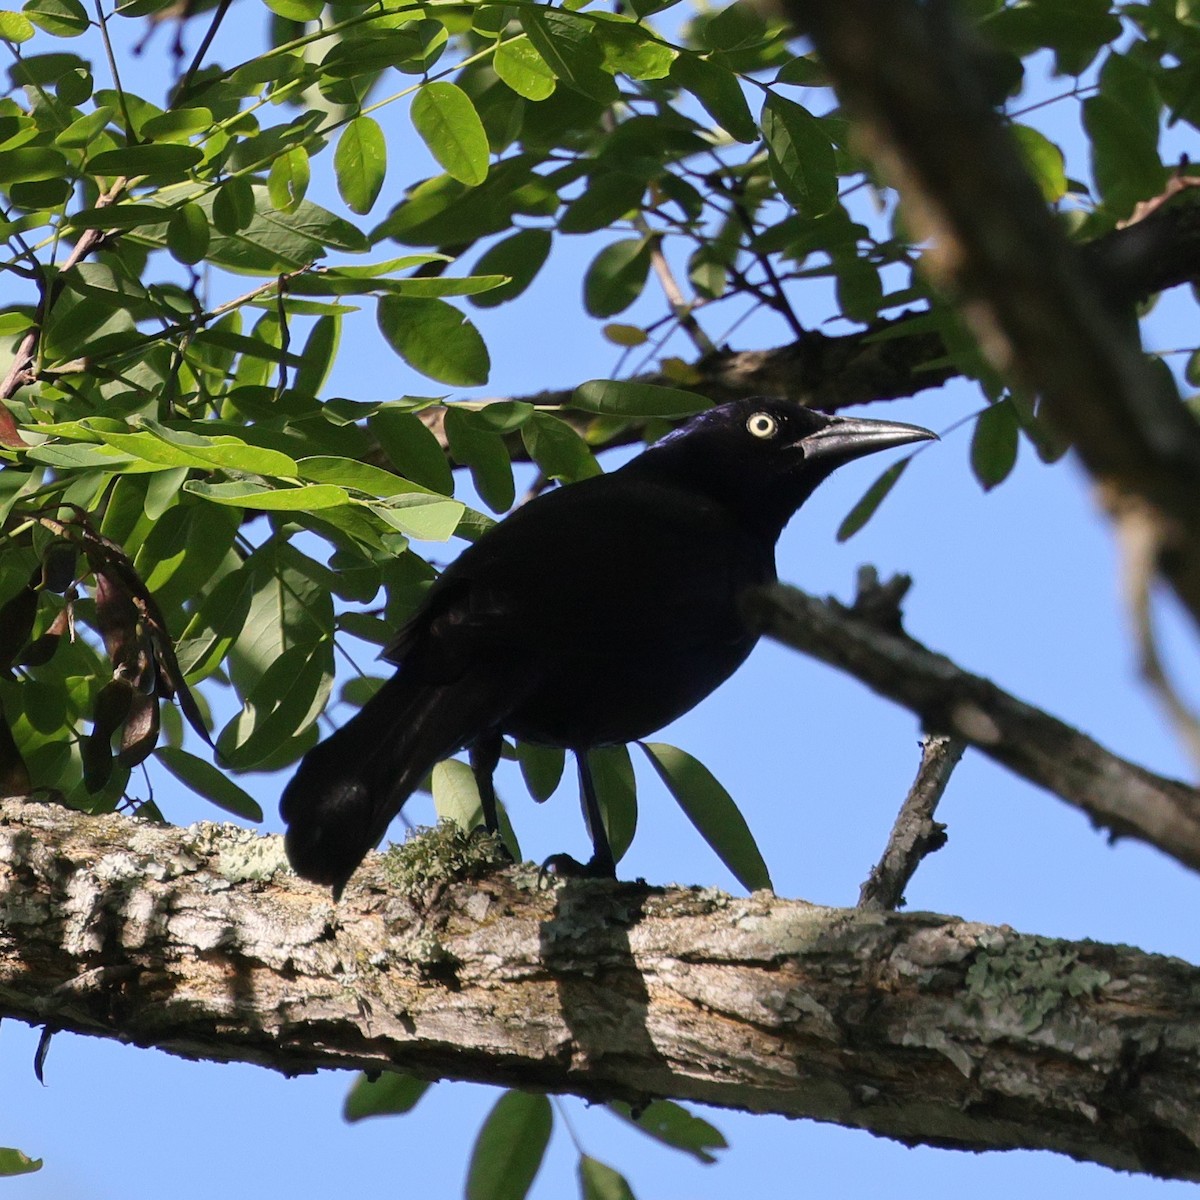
645, 234, 717, 356
858, 732, 962, 910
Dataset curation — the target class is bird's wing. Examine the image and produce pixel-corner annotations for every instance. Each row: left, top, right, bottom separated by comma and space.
384, 475, 769, 681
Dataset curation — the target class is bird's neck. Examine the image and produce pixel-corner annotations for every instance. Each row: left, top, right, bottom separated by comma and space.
621, 450, 809, 550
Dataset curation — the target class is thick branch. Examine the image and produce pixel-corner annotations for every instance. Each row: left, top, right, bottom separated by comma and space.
745, 581, 1200, 872
3, 798, 1200, 1180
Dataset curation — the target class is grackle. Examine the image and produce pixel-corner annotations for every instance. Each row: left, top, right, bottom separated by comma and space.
281, 398, 935, 896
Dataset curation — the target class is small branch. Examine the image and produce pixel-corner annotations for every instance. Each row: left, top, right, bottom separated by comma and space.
93, 0, 137, 142
728, 194, 806, 340
858, 732, 962, 911
0, 178, 126, 411
744, 578, 1200, 875
178, 0, 235, 97
645, 234, 717, 356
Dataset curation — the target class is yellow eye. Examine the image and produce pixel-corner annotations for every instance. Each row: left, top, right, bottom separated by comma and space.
746, 412, 778, 439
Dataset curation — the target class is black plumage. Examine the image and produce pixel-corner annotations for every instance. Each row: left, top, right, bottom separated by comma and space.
281, 398, 934, 895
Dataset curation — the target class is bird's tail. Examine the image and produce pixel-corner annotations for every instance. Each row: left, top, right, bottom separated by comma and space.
280, 672, 494, 898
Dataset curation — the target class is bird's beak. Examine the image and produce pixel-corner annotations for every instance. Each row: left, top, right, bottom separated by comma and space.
798, 414, 938, 463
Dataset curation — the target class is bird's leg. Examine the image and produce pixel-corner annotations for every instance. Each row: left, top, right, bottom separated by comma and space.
577, 750, 617, 878
469, 731, 513, 861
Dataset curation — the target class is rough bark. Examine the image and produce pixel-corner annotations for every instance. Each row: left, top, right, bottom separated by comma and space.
4, 796, 1200, 1181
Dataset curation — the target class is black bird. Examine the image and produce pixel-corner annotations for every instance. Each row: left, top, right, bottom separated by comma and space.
281, 398, 934, 896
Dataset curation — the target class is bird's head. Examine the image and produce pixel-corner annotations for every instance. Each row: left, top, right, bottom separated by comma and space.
633, 398, 936, 536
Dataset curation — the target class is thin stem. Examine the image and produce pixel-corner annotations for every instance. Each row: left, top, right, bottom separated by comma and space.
179, 0, 237, 96
93, 0, 136, 142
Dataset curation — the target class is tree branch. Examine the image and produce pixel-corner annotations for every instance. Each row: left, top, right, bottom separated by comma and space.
2, 798, 1200, 1180
775, 0, 1200, 634
858, 732, 961, 911
411, 194, 1200, 465
744, 578, 1200, 873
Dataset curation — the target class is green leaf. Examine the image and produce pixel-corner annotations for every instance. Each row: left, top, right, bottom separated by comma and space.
515, 740, 565, 802
495, 35, 557, 101
267, 144, 310, 213
377, 295, 490, 387
520, 8, 619, 104
411, 81, 490, 187
0, 10, 35, 40
833, 252, 883, 323
368, 494, 465, 541
56, 67, 93, 105
369, 409, 455, 495
155, 745, 264, 821
582, 237, 652, 317
335, 115, 387, 215
981, 0, 1120, 76
167, 201, 210, 265
88, 142, 203, 180
294, 314, 340, 398
141, 107, 213, 142
589, 15, 676, 79
970, 398, 1020, 490
295, 454, 434, 499
183, 480, 350, 510
1082, 92, 1164, 216
560, 172, 645, 234
212, 175, 255, 234
1011, 124, 1067, 203
217, 640, 333, 769
520, 410, 601, 482
99, 422, 299, 476
23, 0, 88, 36
571, 379, 708, 418
761, 93, 837, 217
0, 145, 68, 183
60, 205, 165, 232
444, 406, 515, 512
343, 1072, 432, 1122
433, 758, 483, 831
640, 741, 771, 891
466, 1091, 552, 1200
470, 229, 553, 309
578, 1156, 635, 1200
588, 744, 636, 863
1098, 49, 1159, 137
263, 0, 321, 19
0, 1148, 42, 1176
609, 1099, 727, 1163
669, 53, 757, 143
701, 0, 765, 50
836, 458, 908, 541
55, 105, 114, 148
